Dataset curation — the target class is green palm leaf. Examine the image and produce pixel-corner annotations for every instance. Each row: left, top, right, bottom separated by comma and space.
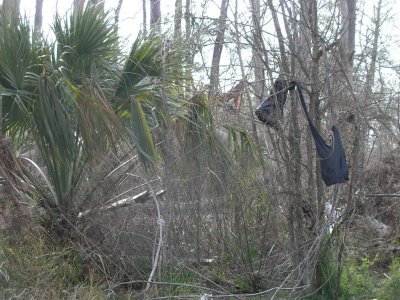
0, 18, 40, 136
130, 97, 158, 167
72, 78, 123, 163
223, 124, 261, 165
112, 31, 165, 166
53, 3, 119, 84
115, 31, 161, 103
0, 6, 192, 224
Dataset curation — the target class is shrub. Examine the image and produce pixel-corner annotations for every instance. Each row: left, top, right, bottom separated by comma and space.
376, 256, 400, 299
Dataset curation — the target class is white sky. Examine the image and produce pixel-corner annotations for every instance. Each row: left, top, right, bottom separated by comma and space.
10, 0, 400, 88
19, 0, 176, 46
13, 0, 400, 57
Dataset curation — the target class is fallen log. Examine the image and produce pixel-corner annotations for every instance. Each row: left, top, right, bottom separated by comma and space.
353, 214, 391, 238
365, 193, 400, 198
78, 189, 165, 218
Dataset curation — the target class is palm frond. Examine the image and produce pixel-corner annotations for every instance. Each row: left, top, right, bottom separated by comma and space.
0, 19, 33, 90
33, 72, 81, 208
0, 8, 193, 219
178, 93, 260, 172
181, 93, 231, 169
0, 18, 43, 138
53, 3, 119, 83
129, 97, 159, 168
72, 78, 124, 163
115, 31, 162, 109
223, 124, 261, 166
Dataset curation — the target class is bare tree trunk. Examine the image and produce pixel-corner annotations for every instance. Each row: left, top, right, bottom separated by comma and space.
365, 0, 382, 100
334, 1, 357, 299
185, 0, 191, 41
174, 0, 182, 39
294, 0, 325, 292
34, 0, 44, 33
266, 0, 289, 74
340, 0, 357, 214
335, 4, 382, 298
344, 0, 381, 211
184, 0, 193, 90
268, 0, 306, 272
143, 0, 147, 35
233, 0, 260, 151
208, 0, 229, 99
150, 0, 161, 31
299, 0, 320, 231
234, 0, 281, 258
340, 0, 356, 72
249, 0, 265, 99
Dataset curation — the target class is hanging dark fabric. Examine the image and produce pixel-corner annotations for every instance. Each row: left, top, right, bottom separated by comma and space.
292, 81, 349, 186
255, 79, 293, 129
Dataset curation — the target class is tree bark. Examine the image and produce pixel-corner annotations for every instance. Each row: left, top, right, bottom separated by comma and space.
142, 0, 147, 35
34, 0, 44, 33
184, 0, 193, 91
150, 0, 161, 30
295, 0, 325, 292
234, 0, 261, 156
299, 0, 321, 230
268, 0, 306, 280
174, 0, 182, 39
266, 0, 289, 74
208, 0, 229, 99
334, 1, 358, 299
185, 0, 191, 41
250, 0, 265, 99
365, 0, 381, 93
340, 0, 356, 71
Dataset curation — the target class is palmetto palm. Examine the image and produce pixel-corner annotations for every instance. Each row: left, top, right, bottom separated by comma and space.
0, 4, 163, 230
0, 3, 262, 243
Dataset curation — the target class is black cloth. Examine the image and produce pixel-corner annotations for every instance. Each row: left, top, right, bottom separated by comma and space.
293, 81, 349, 186
255, 79, 292, 129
